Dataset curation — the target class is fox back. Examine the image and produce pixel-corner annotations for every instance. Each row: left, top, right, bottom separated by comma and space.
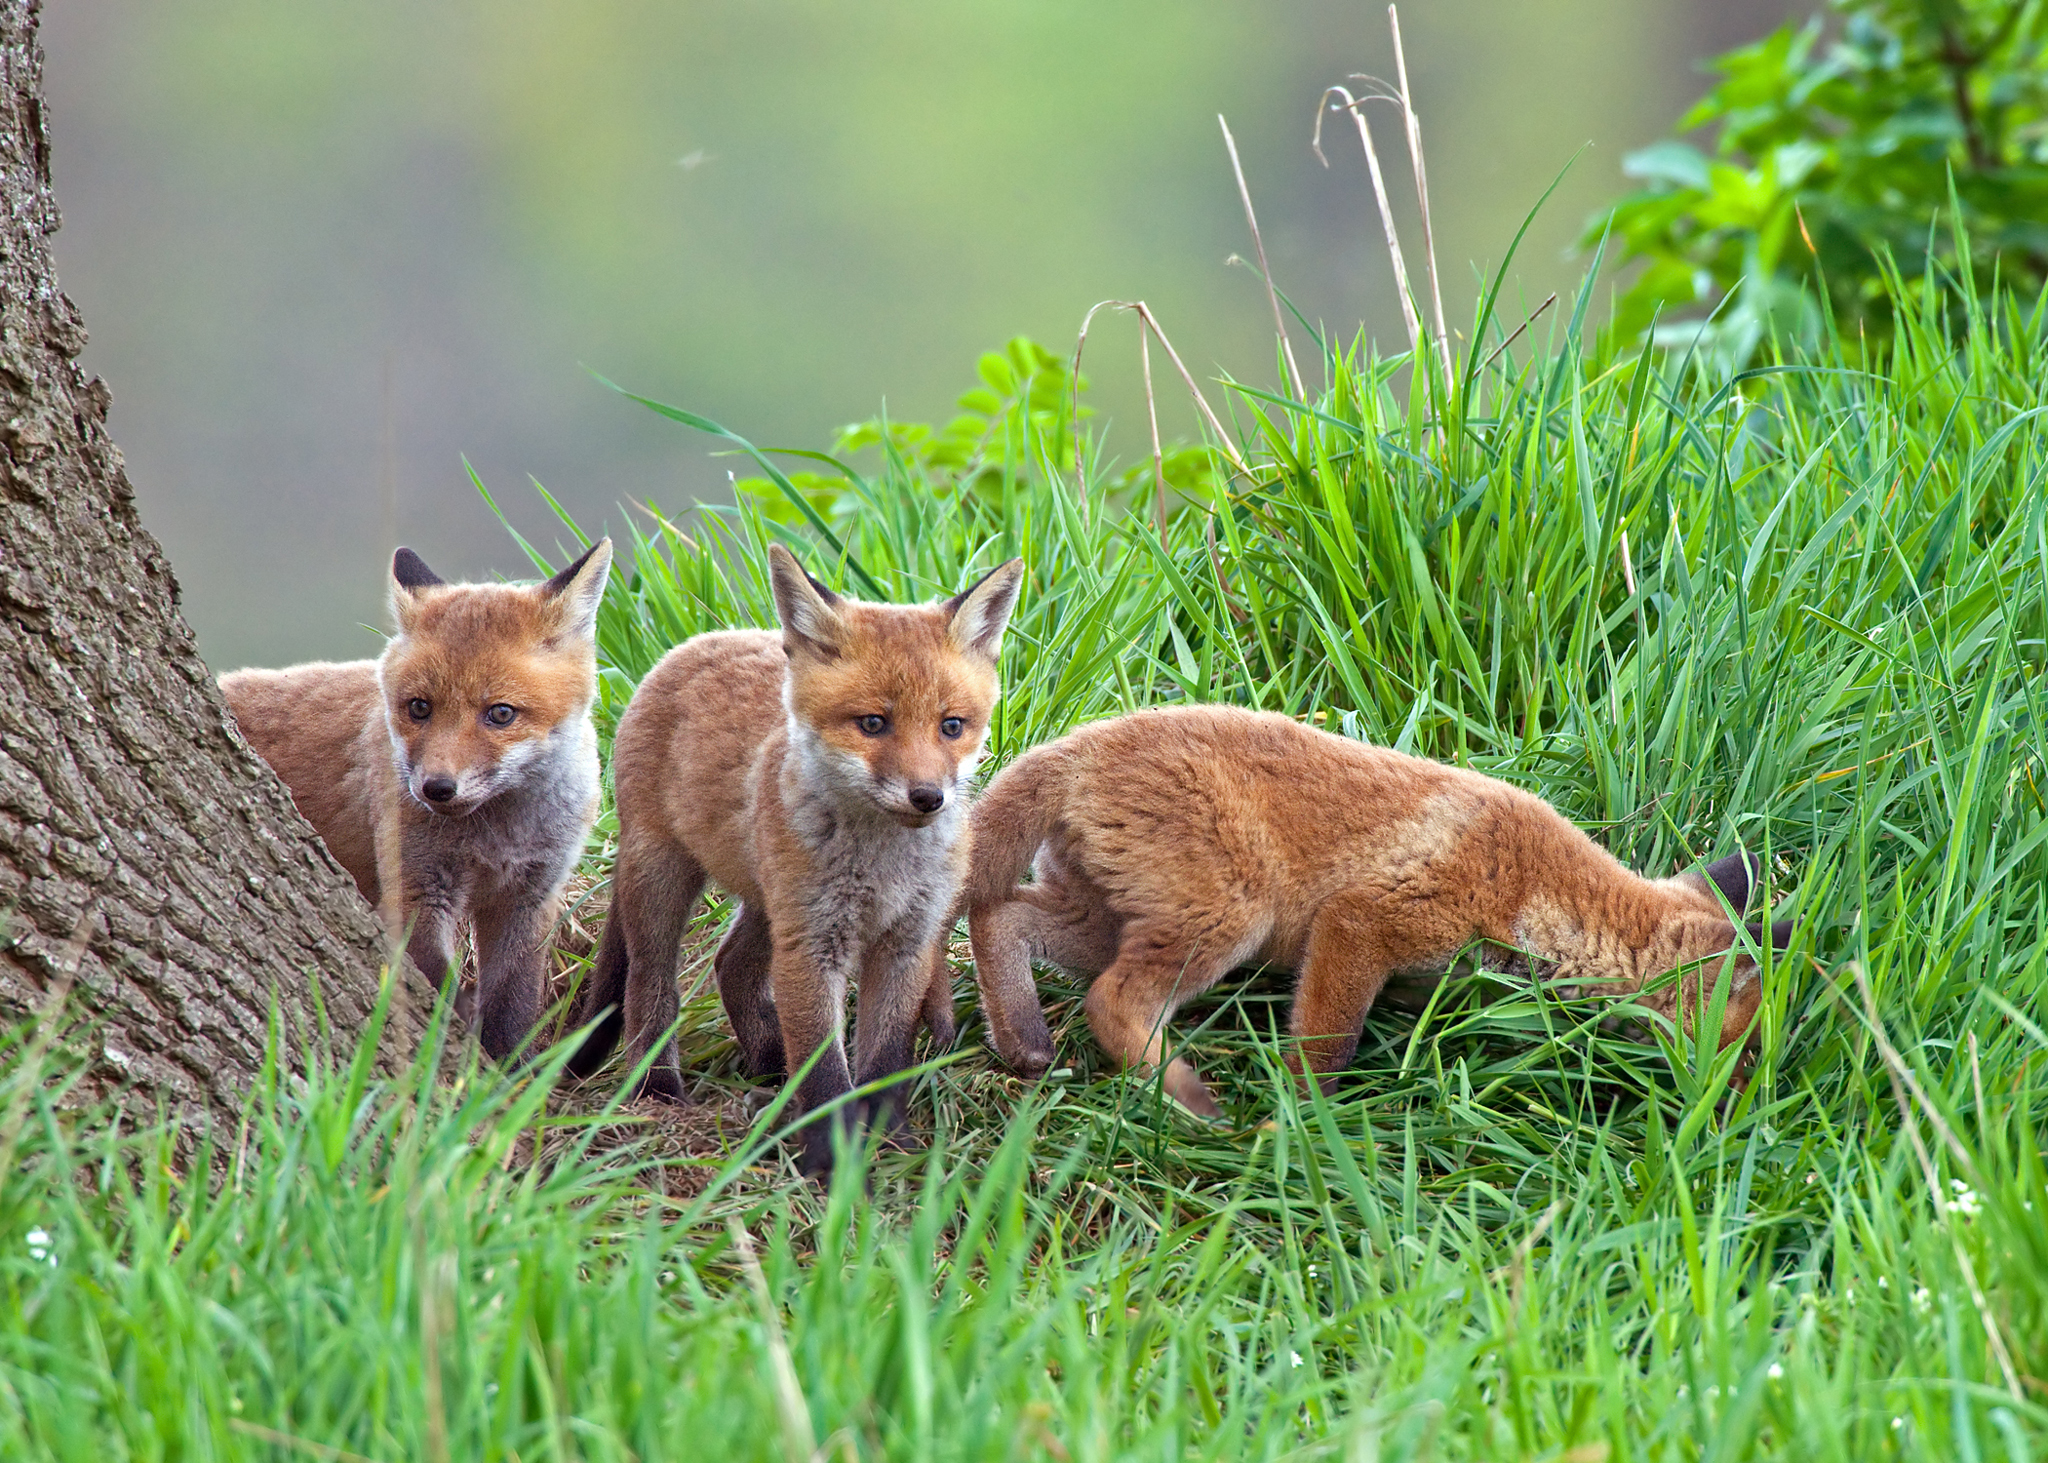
966, 705, 1795, 1116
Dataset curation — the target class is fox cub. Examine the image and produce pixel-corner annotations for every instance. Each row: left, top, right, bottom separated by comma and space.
220, 540, 613, 1060
966, 705, 1792, 1116
569, 545, 1023, 1172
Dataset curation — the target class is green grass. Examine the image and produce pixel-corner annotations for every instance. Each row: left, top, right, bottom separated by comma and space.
6, 265, 2047, 1459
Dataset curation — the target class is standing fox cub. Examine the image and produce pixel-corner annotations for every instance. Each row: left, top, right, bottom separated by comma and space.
967, 705, 1792, 1116
569, 545, 1023, 1172
220, 541, 613, 1060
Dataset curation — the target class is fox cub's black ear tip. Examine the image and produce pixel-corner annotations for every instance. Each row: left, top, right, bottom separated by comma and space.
766, 542, 842, 608
1746, 918, 1796, 951
543, 537, 612, 598
392, 547, 445, 591
1699, 850, 1760, 911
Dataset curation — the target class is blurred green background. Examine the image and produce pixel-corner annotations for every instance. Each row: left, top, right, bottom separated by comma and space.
45, 0, 1790, 670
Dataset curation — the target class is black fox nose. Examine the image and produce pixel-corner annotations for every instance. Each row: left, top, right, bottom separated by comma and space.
421, 775, 458, 804
907, 784, 945, 814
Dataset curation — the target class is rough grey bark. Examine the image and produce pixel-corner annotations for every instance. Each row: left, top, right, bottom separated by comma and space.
0, 0, 429, 1116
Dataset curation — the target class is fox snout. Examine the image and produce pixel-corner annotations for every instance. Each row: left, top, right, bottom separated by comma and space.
864, 765, 956, 826
886, 774, 952, 826
409, 763, 482, 814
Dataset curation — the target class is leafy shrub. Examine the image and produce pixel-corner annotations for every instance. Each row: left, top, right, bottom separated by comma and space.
1595, 0, 2048, 364
737, 336, 1222, 539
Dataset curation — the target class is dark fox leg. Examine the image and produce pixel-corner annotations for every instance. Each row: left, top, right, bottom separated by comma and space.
565, 914, 627, 1078
1081, 920, 1244, 1120
404, 904, 463, 1005
398, 862, 468, 1024
713, 901, 782, 1078
469, 884, 552, 1065
851, 919, 947, 1143
918, 941, 957, 1052
612, 838, 707, 1103
769, 933, 857, 1178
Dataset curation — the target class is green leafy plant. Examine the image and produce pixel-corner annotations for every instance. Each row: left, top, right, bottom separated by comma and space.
737, 336, 1222, 538
1595, 0, 2048, 364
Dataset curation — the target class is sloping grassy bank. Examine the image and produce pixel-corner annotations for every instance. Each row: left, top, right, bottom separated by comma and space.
5, 281, 2045, 1459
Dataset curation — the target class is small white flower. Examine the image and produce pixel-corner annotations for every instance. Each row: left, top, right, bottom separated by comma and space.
1892, 1417, 1905, 1432
1289, 1351, 1304, 1369
1307, 1265, 1319, 1279
1912, 1287, 1931, 1314
25, 1228, 54, 1265
1945, 1182, 1983, 1219
1767, 1363, 1784, 1380
1804, 1172, 1817, 1186
1877, 1277, 1889, 1290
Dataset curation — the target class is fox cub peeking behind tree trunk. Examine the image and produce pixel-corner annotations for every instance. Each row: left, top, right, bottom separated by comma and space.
219, 540, 613, 1061
966, 705, 1793, 1117
570, 544, 1023, 1174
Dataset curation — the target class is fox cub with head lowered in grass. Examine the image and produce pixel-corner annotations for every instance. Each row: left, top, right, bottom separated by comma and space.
569, 544, 1023, 1173
966, 705, 1792, 1116
219, 540, 613, 1060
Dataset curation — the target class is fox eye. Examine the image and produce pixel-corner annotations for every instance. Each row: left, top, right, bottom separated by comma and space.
940, 717, 965, 739
406, 698, 432, 721
856, 714, 888, 737
485, 704, 517, 728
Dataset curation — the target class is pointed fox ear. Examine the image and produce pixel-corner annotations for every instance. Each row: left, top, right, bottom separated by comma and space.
1682, 850, 1758, 912
1746, 918, 1795, 952
389, 547, 445, 629
767, 543, 845, 659
944, 558, 1024, 661
540, 538, 613, 640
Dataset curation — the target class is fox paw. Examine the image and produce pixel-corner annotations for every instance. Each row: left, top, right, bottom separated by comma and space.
1163, 1060, 1223, 1122
630, 1066, 689, 1105
1008, 1045, 1056, 1080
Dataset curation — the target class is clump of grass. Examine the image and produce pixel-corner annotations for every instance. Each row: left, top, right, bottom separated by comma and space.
7, 254, 2046, 1456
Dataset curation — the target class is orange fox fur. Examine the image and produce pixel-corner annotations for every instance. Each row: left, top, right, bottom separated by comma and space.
571, 544, 1023, 1172
219, 541, 612, 1059
966, 705, 1790, 1116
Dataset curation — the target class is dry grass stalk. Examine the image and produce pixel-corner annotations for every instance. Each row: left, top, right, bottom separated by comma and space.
1480, 291, 1558, 370
1139, 322, 1169, 547
1386, 5, 1451, 381
1312, 82, 1422, 360
1071, 300, 1252, 496
1218, 114, 1304, 398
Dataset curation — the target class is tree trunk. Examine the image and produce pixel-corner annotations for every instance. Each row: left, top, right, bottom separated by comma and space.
0, 0, 429, 1117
